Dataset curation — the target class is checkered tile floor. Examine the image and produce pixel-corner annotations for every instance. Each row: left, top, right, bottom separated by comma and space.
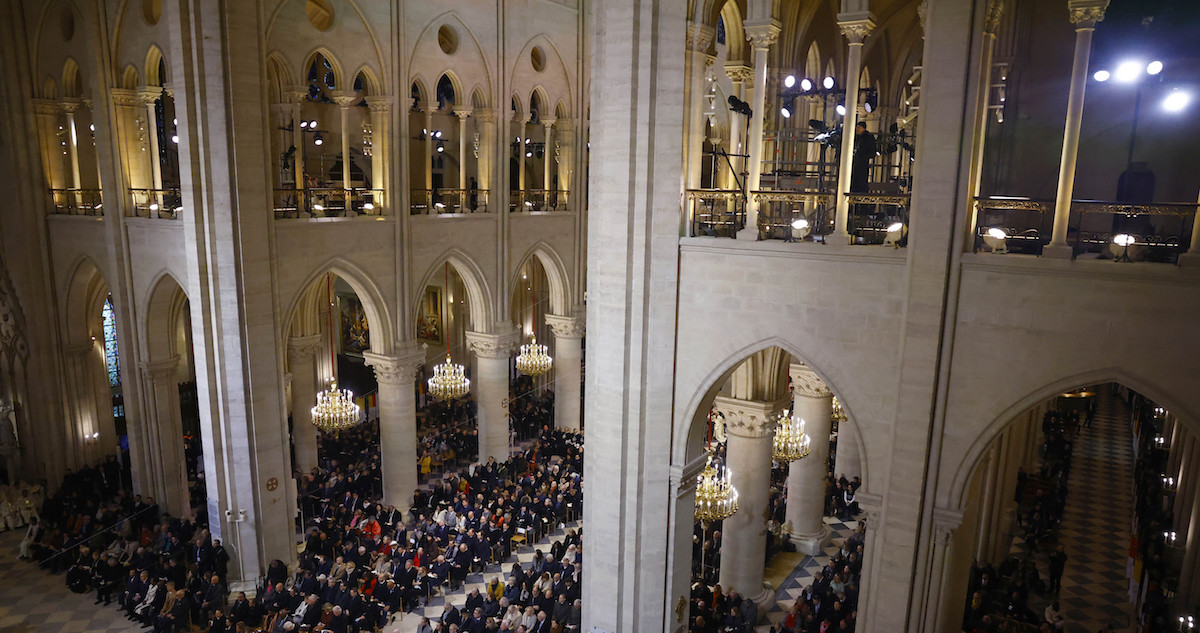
754, 517, 859, 633
1008, 389, 1136, 633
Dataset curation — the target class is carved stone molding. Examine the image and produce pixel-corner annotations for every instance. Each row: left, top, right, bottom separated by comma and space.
110, 89, 140, 107
465, 329, 520, 359
287, 334, 324, 361
332, 92, 359, 108
362, 350, 425, 386
365, 95, 393, 113
141, 357, 180, 383
1068, 0, 1108, 28
789, 364, 832, 399
984, 0, 1005, 34
284, 85, 309, 104
713, 395, 785, 439
33, 99, 60, 116
932, 507, 964, 547
837, 15, 877, 44
454, 107, 474, 120
687, 22, 716, 53
59, 99, 81, 114
545, 314, 585, 339
725, 64, 753, 84
137, 86, 164, 106
744, 21, 781, 50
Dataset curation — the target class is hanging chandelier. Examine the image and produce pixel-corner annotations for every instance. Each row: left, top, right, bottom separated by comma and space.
694, 453, 739, 524
831, 395, 848, 424
312, 274, 362, 432
312, 380, 362, 432
515, 276, 552, 376
772, 409, 811, 463
428, 354, 470, 400
516, 337, 553, 376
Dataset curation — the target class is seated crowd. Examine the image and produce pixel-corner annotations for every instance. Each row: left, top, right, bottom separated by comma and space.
17, 397, 585, 633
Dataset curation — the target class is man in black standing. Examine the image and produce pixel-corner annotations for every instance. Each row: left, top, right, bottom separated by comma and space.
1048, 545, 1068, 594
850, 122, 876, 194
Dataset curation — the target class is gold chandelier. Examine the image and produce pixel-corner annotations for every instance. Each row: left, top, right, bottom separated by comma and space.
312, 380, 362, 432
516, 337, 553, 376
694, 453, 739, 524
428, 354, 470, 400
832, 395, 848, 424
772, 409, 811, 463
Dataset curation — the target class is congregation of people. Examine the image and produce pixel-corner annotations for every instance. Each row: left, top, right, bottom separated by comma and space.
14, 384, 584, 633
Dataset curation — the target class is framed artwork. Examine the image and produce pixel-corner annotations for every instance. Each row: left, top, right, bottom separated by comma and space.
417, 285, 443, 343
338, 294, 370, 355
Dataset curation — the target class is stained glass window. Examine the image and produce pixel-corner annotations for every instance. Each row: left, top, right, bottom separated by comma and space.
717, 16, 726, 45
103, 297, 120, 387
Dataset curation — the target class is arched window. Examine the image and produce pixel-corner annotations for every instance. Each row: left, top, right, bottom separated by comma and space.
307, 53, 336, 103
717, 16, 726, 45
436, 74, 455, 110
102, 297, 120, 387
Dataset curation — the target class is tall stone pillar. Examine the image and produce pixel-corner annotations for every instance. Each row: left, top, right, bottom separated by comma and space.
423, 108, 436, 192
785, 364, 834, 555
541, 118, 556, 195
455, 108, 473, 192
714, 395, 782, 611
141, 358, 190, 518
738, 20, 780, 240
545, 314, 584, 431
833, 10, 876, 243
724, 65, 752, 191
685, 23, 715, 190
333, 93, 357, 198
61, 99, 83, 192
964, 0, 1006, 248
476, 109, 496, 195
1046, 0, 1109, 257
139, 87, 164, 190
466, 329, 519, 462
285, 87, 307, 192
516, 117, 529, 195
287, 335, 323, 473
366, 96, 391, 211
364, 349, 425, 514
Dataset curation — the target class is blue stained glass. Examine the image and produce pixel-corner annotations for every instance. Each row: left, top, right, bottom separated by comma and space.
717, 16, 726, 45
103, 297, 121, 387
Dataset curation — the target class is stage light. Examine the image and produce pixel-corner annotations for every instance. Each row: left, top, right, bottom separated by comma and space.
784, 75, 796, 88
1093, 69, 1110, 82
1114, 60, 1142, 83
1163, 91, 1190, 113
823, 76, 835, 90
800, 78, 813, 92
781, 107, 792, 118
1146, 60, 1163, 75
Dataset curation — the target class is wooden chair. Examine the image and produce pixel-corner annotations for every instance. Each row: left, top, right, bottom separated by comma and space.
510, 527, 528, 551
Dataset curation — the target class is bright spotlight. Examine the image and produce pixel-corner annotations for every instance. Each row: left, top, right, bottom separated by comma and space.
148, 203, 160, 211
800, 78, 813, 92
1113, 233, 1135, 247
784, 75, 796, 88
781, 107, 792, 119
300, 121, 309, 128
310, 120, 318, 128
314, 134, 324, 146
886, 221, 905, 233
791, 218, 810, 230
171, 135, 179, 144
1163, 91, 1190, 113
1146, 60, 1163, 75
362, 202, 375, 211
836, 104, 846, 116
986, 227, 1008, 240
313, 203, 324, 211
823, 76, 835, 90
525, 151, 533, 157
1114, 60, 1142, 83
1093, 69, 1110, 82
434, 202, 446, 209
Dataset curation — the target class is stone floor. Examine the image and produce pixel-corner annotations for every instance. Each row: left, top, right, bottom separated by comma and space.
753, 516, 859, 633
1008, 388, 1137, 633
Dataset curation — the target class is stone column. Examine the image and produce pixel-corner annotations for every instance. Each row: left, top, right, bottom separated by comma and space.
476, 109, 496, 195
517, 116, 529, 196
466, 329, 519, 463
785, 364, 834, 555
61, 99, 83, 191
973, 443, 1000, 561
833, 11, 876, 243
545, 314, 584, 431
725, 65, 752, 192
964, 0, 1006, 248
364, 349, 425, 514
738, 20, 781, 240
333, 93, 357, 202
686, 23, 715, 190
139, 87, 165, 190
285, 87, 307, 193
366, 96, 391, 211
423, 108, 436, 192
714, 395, 782, 611
542, 118, 556, 194
141, 358, 191, 518
924, 511, 967, 633
287, 335, 323, 473
455, 108, 473, 192
1046, 0, 1109, 258
60, 343, 95, 468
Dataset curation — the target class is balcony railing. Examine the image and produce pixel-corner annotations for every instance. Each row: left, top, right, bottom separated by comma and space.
687, 189, 745, 237
512, 189, 569, 213
753, 191, 832, 241
49, 188, 103, 216
845, 193, 911, 246
130, 188, 183, 219
410, 188, 492, 215
273, 188, 384, 218
973, 197, 1198, 262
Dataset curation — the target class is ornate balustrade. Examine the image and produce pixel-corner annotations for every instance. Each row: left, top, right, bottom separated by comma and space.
972, 196, 1051, 254
274, 188, 384, 218
49, 188, 104, 216
687, 189, 745, 238
753, 191, 832, 241
512, 189, 569, 213
129, 188, 182, 219
845, 193, 910, 246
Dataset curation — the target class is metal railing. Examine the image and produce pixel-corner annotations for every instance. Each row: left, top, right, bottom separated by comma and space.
687, 189, 745, 237
753, 191, 832, 241
273, 188, 384, 218
973, 196, 1052, 255
410, 188, 492, 215
129, 188, 183, 219
511, 189, 569, 213
49, 188, 104, 216
845, 193, 911, 246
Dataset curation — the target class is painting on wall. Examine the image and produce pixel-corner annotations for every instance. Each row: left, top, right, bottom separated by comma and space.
338, 294, 370, 355
417, 286, 443, 344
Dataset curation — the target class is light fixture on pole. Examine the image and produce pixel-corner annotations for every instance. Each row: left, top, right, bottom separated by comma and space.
428, 263, 471, 401
772, 409, 811, 463
1112, 233, 1135, 262
312, 274, 362, 432
515, 273, 552, 377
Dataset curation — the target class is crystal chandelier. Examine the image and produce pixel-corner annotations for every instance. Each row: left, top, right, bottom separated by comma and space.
516, 337, 553, 376
773, 409, 811, 463
428, 354, 470, 400
312, 380, 361, 432
312, 274, 363, 432
831, 395, 848, 424
694, 454, 739, 524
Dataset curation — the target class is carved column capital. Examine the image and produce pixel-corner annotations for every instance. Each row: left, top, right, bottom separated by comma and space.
287, 334, 324, 361
363, 350, 425, 386
284, 85, 309, 104
713, 395, 786, 439
789, 364, 832, 398
932, 508, 963, 546
545, 314, 585, 339
59, 98, 81, 114
137, 86, 164, 106
453, 107, 473, 120
743, 20, 782, 50
687, 22, 716, 53
725, 64, 753, 84
109, 88, 140, 107
365, 95, 393, 113
540, 117, 557, 130
837, 14, 877, 44
465, 329, 520, 359
984, 0, 1006, 34
1068, 0, 1109, 28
